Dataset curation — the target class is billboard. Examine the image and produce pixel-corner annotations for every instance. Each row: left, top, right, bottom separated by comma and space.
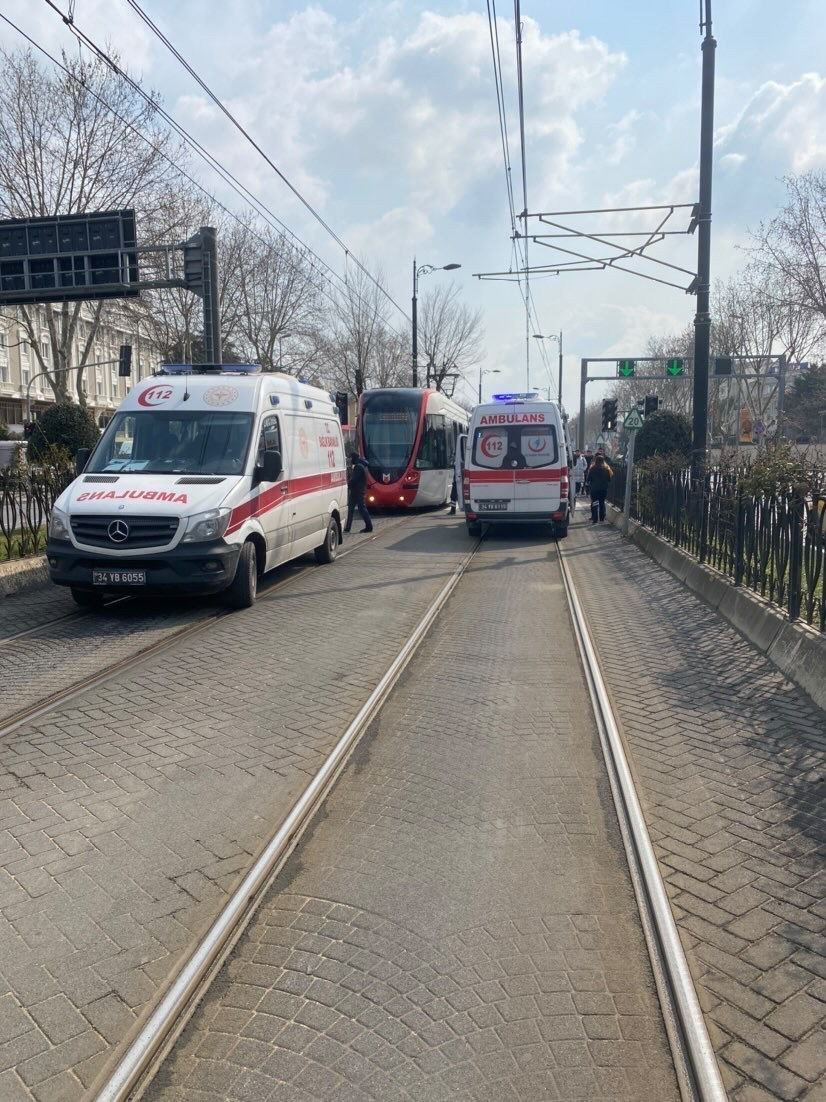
0, 210, 139, 305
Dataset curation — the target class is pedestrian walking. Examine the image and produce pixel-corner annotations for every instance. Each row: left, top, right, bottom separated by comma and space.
449, 472, 458, 515
344, 451, 374, 533
573, 451, 587, 497
587, 454, 612, 524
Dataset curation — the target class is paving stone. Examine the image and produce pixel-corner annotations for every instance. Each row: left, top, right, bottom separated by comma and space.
565, 519, 826, 1100
145, 530, 678, 1100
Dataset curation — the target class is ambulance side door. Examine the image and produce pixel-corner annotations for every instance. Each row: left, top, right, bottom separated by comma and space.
255, 413, 293, 564
290, 412, 326, 553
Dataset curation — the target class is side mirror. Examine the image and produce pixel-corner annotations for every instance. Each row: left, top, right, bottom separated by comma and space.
76, 448, 91, 475
258, 449, 282, 483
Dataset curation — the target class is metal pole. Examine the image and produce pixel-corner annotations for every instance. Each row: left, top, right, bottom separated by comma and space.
776, 353, 787, 437
478, 366, 482, 404
691, 2, 716, 471
558, 331, 563, 407
411, 258, 418, 388
578, 358, 587, 450
622, 428, 636, 537
199, 226, 221, 365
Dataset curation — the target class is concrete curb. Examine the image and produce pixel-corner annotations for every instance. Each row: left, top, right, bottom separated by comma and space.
0, 555, 49, 598
606, 505, 826, 711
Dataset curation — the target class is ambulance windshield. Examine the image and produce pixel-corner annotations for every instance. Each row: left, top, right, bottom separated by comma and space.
472, 424, 558, 470
88, 410, 254, 475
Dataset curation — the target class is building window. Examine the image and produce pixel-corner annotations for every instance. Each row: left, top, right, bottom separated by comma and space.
0, 333, 8, 384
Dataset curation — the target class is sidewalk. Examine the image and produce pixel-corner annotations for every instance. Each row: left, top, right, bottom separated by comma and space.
564, 516, 826, 1101
149, 529, 679, 1102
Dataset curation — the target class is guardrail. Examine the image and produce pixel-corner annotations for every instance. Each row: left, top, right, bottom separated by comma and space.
612, 464, 825, 634
0, 461, 74, 562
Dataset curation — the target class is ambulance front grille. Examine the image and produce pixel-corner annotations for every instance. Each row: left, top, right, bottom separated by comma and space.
70, 514, 180, 549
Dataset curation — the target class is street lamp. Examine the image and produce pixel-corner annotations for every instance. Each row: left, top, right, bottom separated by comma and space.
412, 259, 461, 387
533, 331, 563, 406
478, 368, 500, 403
277, 332, 292, 371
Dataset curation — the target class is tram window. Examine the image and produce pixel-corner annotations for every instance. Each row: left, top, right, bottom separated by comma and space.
416, 414, 449, 469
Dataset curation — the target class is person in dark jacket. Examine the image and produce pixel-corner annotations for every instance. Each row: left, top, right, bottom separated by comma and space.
344, 452, 373, 533
587, 454, 612, 524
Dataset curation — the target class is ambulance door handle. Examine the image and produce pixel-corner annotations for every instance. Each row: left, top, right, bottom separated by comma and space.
279, 483, 289, 494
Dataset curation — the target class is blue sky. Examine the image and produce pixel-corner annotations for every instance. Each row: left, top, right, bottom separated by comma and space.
3, 1, 825, 409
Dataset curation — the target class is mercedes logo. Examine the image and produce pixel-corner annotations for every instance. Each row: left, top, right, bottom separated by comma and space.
107, 519, 129, 543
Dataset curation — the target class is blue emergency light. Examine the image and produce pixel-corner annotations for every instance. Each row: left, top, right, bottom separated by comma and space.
159, 363, 261, 375
492, 392, 539, 401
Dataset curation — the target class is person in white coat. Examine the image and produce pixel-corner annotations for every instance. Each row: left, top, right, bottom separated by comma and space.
573, 452, 588, 498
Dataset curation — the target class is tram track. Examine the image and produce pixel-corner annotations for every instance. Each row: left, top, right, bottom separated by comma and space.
89, 531, 483, 1102
556, 538, 726, 1102
0, 517, 412, 741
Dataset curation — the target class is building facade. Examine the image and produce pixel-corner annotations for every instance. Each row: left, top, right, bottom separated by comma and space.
0, 305, 161, 433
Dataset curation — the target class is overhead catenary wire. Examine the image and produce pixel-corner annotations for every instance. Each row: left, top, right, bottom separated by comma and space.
121, 0, 410, 322
38, 0, 410, 327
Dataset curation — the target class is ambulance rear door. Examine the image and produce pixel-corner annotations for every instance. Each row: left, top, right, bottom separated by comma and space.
513, 420, 562, 515
467, 423, 515, 515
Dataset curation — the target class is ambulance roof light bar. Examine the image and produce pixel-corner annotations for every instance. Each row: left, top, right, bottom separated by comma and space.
158, 363, 262, 375
492, 391, 540, 402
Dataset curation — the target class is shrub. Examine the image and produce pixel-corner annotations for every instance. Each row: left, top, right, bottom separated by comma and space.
0, 424, 13, 441
635, 410, 692, 463
26, 403, 99, 465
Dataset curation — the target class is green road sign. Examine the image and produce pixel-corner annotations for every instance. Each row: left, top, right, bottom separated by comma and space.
617, 359, 636, 378
623, 407, 645, 431
666, 357, 684, 377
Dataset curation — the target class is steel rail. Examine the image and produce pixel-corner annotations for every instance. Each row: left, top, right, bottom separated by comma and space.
0, 520, 410, 740
91, 534, 481, 1102
556, 542, 726, 1102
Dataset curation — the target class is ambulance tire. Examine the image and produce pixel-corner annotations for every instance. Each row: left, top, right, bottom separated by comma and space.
315, 517, 339, 564
554, 520, 569, 540
224, 540, 258, 609
71, 587, 105, 610
467, 521, 482, 537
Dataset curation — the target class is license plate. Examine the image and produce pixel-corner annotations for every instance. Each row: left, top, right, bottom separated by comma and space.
92, 569, 146, 586
476, 499, 509, 511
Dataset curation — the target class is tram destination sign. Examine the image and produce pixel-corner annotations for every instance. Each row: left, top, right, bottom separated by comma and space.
0, 210, 139, 305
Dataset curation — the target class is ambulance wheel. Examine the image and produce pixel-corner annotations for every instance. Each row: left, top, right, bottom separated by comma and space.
554, 521, 569, 540
224, 541, 257, 608
467, 521, 482, 537
71, 588, 105, 610
315, 517, 339, 564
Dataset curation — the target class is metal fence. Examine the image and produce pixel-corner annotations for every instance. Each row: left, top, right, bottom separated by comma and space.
0, 462, 74, 562
619, 465, 826, 633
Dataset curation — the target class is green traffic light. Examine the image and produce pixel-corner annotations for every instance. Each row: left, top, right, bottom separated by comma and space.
666, 358, 684, 377
617, 359, 636, 378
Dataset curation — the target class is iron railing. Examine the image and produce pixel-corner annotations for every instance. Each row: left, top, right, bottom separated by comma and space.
623, 466, 825, 633
0, 461, 74, 562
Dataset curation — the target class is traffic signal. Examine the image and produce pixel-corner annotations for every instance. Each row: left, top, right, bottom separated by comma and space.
334, 391, 349, 424
665, 358, 684, 377
617, 359, 636, 378
118, 344, 132, 377
714, 357, 733, 376
644, 395, 659, 416
602, 398, 618, 431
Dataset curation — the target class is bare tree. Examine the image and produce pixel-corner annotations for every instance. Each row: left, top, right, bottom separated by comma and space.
319, 265, 405, 395
418, 283, 483, 392
0, 47, 186, 403
752, 171, 826, 321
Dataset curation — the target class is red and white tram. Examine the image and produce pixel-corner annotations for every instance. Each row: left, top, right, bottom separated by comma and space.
358, 388, 469, 508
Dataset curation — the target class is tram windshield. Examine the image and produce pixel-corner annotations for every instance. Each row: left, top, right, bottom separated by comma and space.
361, 391, 421, 476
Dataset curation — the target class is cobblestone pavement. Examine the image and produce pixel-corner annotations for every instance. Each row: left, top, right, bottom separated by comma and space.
564, 516, 826, 1101
0, 513, 469, 1100
0, 517, 402, 725
0, 584, 76, 642
149, 529, 679, 1102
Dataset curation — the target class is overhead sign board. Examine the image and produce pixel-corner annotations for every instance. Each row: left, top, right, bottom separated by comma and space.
623, 407, 645, 431
0, 210, 139, 305
666, 358, 685, 377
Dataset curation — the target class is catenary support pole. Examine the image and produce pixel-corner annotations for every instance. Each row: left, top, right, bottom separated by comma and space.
200, 226, 221, 365
578, 358, 587, 451
411, 258, 418, 388
691, 3, 716, 471
622, 428, 636, 537
558, 331, 563, 407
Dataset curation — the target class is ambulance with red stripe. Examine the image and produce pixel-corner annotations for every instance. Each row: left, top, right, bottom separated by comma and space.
46, 365, 346, 608
461, 393, 572, 538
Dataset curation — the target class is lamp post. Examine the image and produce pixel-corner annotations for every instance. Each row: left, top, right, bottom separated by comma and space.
412, 259, 461, 387
478, 368, 501, 403
533, 331, 563, 406
277, 332, 292, 371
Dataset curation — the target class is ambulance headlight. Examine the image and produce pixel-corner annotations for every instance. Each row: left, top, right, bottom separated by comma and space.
49, 506, 70, 541
181, 507, 231, 543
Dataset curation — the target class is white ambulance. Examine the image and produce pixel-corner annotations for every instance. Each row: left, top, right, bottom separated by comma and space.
460, 393, 572, 538
46, 365, 347, 608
